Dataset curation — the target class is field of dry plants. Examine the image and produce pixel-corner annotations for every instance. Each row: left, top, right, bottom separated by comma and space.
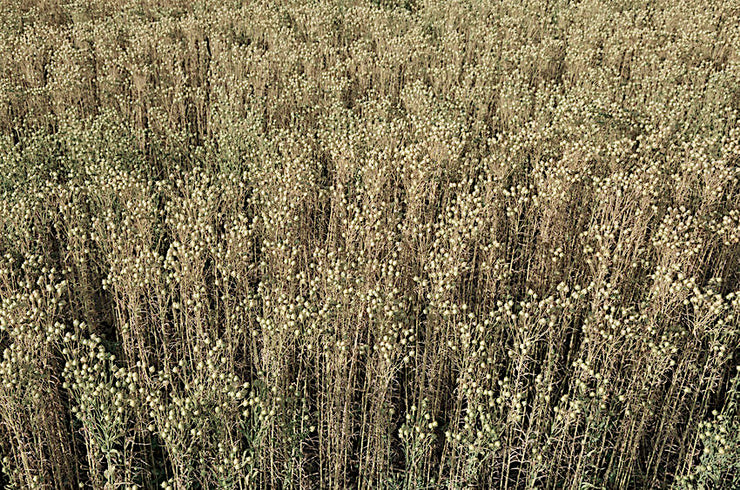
0, 0, 739, 488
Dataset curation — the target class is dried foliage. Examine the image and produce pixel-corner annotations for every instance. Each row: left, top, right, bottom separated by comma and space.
0, 0, 739, 488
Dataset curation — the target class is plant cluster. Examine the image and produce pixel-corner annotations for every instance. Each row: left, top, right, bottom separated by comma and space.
0, 0, 739, 488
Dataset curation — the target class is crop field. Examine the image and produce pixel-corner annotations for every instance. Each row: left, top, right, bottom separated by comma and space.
0, 0, 739, 488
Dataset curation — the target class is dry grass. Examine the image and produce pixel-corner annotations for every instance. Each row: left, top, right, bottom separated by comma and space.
0, 0, 739, 488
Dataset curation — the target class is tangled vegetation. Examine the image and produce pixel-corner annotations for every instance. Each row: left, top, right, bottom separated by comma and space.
1, 0, 739, 488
